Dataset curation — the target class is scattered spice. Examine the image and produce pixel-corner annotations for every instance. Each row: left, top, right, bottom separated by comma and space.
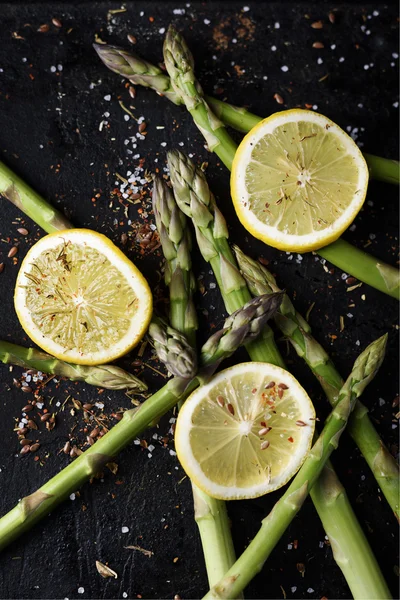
274, 93, 284, 104
8, 246, 18, 258
95, 560, 118, 579
311, 20, 323, 29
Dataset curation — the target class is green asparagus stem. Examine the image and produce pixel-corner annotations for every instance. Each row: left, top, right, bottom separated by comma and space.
163, 27, 237, 170
363, 152, 400, 185
0, 160, 73, 233
311, 464, 392, 600
203, 335, 388, 600
318, 239, 399, 300
0, 294, 282, 552
0, 340, 146, 391
154, 178, 239, 590
94, 42, 400, 186
168, 151, 391, 598
233, 245, 400, 519
152, 176, 197, 345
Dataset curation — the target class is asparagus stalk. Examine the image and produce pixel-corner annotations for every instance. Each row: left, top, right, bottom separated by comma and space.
0, 293, 282, 552
93, 42, 400, 186
0, 340, 147, 391
168, 150, 391, 598
153, 188, 240, 591
152, 177, 197, 346
203, 335, 388, 600
233, 245, 400, 519
0, 160, 73, 233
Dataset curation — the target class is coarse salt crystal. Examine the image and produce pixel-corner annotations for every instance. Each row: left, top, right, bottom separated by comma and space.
317, 57, 323, 64
339, 57, 345, 62
70, 493, 76, 501
274, 22, 280, 29
173, 8, 185, 15
281, 65, 289, 72
121, 526, 129, 533
78, 588, 84, 595
243, 6, 250, 11
271, 45, 277, 51
159, 28, 165, 34
307, 589, 314, 594
104, 94, 111, 101
204, 18, 210, 25
50, 66, 56, 73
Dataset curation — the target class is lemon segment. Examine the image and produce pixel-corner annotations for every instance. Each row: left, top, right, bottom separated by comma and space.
231, 109, 369, 252
14, 229, 152, 365
175, 362, 315, 500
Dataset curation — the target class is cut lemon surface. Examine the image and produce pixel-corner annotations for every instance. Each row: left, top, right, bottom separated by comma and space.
175, 362, 315, 500
14, 229, 152, 365
231, 109, 369, 252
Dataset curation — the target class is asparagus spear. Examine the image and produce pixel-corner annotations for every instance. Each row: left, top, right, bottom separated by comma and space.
203, 335, 388, 600
233, 245, 400, 519
154, 178, 239, 589
152, 177, 198, 345
168, 150, 391, 598
0, 160, 72, 233
0, 340, 147, 391
93, 42, 400, 186
0, 293, 282, 552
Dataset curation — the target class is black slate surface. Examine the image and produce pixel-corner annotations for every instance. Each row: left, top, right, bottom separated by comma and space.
0, 2, 399, 599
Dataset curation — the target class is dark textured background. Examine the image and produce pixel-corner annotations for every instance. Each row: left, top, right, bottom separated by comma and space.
0, 2, 399, 599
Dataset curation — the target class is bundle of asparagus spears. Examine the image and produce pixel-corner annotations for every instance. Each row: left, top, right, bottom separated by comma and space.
0, 19, 398, 600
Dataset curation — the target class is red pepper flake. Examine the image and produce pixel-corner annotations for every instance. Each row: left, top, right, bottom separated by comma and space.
288, 436, 294, 443
311, 20, 323, 29
149, 16, 155, 23
251, 388, 257, 394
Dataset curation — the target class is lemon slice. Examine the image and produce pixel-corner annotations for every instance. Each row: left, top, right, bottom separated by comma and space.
175, 362, 315, 500
231, 109, 369, 252
14, 229, 152, 365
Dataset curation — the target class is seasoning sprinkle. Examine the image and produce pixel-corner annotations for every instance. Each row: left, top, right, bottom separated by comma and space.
328, 12, 335, 24
63, 441, 71, 454
0, 263, 4, 274
312, 42, 324, 48
17, 228, 29, 235
128, 86, 136, 99
21, 385, 32, 393
8, 246, 18, 258
127, 34, 137, 44
311, 20, 323, 29
30, 443, 40, 452
259, 427, 271, 436
274, 93, 284, 104
20, 445, 31, 455
52, 18, 62, 27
